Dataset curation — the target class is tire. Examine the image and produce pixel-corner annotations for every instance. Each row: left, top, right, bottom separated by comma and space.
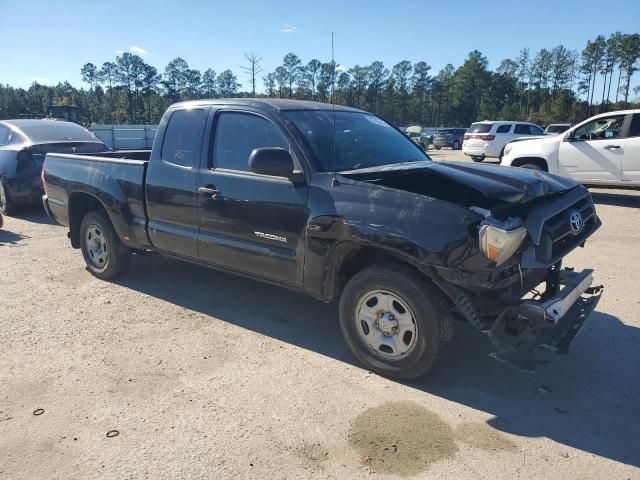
453, 140, 461, 150
519, 163, 542, 170
339, 264, 453, 380
0, 180, 17, 216
79, 210, 131, 279
471, 155, 485, 162
434, 146, 441, 150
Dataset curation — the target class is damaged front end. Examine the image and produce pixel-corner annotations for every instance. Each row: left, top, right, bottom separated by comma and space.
432, 185, 604, 372
488, 267, 603, 372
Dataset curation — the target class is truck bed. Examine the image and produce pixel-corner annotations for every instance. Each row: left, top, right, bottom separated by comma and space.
43, 152, 151, 250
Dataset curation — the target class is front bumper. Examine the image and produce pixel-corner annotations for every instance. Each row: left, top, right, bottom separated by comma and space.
488, 268, 603, 371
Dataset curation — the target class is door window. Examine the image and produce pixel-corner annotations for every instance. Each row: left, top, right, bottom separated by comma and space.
0, 126, 9, 145
514, 124, 532, 134
628, 114, 640, 138
573, 115, 625, 140
212, 112, 289, 172
496, 124, 511, 133
161, 109, 205, 167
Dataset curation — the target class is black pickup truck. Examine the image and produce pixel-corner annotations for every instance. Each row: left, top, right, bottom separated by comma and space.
42, 99, 603, 379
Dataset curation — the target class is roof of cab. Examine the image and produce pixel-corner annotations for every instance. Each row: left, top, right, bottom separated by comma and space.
169, 98, 367, 113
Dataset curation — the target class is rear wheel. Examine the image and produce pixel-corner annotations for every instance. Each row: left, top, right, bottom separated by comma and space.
0, 180, 17, 216
434, 146, 441, 150
339, 264, 452, 380
80, 210, 131, 279
471, 155, 485, 162
453, 140, 461, 150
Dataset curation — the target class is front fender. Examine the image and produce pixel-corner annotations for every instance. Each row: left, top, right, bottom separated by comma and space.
302, 174, 484, 299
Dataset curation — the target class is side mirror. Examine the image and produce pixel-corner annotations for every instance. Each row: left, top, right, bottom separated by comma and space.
249, 147, 295, 179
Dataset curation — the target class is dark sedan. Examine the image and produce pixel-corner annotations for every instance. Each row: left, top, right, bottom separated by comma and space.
0, 119, 110, 215
432, 128, 467, 150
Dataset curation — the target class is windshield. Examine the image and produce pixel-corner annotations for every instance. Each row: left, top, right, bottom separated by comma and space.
546, 124, 570, 134
18, 122, 101, 143
468, 123, 492, 134
284, 111, 429, 172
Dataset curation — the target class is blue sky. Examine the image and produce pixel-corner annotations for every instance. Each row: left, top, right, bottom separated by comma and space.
2, 0, 639, 93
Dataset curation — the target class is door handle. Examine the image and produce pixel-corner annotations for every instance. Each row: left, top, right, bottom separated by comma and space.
604, 145, 621, 150
198, 186, 220, 198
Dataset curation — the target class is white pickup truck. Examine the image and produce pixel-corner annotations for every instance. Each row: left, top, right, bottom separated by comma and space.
501, 110, 640, 185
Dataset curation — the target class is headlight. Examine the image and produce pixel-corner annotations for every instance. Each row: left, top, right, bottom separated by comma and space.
503, 144, 513, 156
478, 220, 527, 266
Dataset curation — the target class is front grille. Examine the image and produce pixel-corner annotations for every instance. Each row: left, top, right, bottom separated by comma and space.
536, 194, 597, 262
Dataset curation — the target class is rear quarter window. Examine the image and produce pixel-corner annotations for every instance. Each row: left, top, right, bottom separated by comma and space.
161, 109, 205, 167
496, 124, 512, 134
468, 123, 492, 134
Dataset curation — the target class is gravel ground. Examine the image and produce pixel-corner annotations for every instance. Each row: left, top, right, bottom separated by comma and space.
1, 153, 639, 479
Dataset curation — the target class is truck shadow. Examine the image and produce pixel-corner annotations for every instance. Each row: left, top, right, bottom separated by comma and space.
590, 191, 640, 208
114, 254, 640, 468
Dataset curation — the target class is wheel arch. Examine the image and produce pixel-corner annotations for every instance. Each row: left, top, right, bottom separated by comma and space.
68, 192, 111, 248
323, 242, 445, 302
511, 156, 549, 171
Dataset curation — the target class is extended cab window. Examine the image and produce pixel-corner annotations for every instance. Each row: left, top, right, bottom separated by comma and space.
574, 115, 625, 140
161, 109, 205, 167
496, 125, 511, 133
212, 112, 288, 172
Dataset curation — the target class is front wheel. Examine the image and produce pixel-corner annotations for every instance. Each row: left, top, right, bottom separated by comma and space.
339, 264, 452, 380
80, 210, 131, 279
471, 155, 485, 162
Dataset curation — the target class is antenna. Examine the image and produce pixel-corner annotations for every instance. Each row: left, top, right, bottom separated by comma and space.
331, 32, 335, 104
331, 32, 337, 175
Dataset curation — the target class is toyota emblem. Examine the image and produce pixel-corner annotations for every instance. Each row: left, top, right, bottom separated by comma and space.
569, 211, 584, 233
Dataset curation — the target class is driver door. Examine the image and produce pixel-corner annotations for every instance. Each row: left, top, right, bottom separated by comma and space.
557, 114, 626, 182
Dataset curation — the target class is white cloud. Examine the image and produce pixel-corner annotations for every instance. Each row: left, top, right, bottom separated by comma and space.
336, 64, 346, 73
115, 46, 151, 56
129, 45, 150, 55
30, 77, 49, 84
280, 23, 298, 33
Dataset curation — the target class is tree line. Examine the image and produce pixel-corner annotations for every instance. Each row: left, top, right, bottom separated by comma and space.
0, 32, 638, 127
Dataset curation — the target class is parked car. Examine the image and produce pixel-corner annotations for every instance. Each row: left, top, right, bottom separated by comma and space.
501, 109, 640, 185
0, 119, 110, 215
462, 121, 545, 162
432, 128, 467, 150
404, 125, 437, 150
43, 99, 602, 378
544, 123, 572, 136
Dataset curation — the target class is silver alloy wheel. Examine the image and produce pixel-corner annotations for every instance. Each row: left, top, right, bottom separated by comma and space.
355, 289, 418, 360
85, 224, 109, 269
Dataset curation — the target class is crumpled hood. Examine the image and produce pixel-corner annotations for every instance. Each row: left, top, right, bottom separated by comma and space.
339, 160, 577, 207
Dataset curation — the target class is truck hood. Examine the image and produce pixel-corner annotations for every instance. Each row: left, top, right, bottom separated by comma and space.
339, 160, 577, 208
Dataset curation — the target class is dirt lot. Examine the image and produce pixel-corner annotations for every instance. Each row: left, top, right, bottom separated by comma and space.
1, 152, 639, 479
